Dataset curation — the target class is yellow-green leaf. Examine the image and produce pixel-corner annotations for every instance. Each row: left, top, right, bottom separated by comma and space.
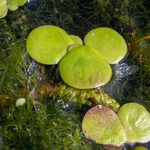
84, 27, 127, 64
118, 103, 150, 143
26, 25, 74, 65
82, 105, 126, 146
59, 45, 112, 89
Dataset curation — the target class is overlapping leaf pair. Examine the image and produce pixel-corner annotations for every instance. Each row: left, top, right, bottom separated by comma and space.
82, 103, 150, 146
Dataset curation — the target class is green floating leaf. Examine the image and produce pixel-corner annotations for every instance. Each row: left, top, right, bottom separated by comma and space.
18, 0, 27, 6
0, 0, 8, 18
26, 25, 74, 65
82, 105, 126, 146
70, 35, 83, 45
67, 35, 83, 51
8, 0, 27, 11
118, 103, 150, 143
134, 146, 148, 150
67, 44, 82, 52
84, 27, 127, 64
59, 45, 112, 89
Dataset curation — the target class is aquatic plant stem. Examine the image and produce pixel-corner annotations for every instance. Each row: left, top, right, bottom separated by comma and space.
30, 81, 120, 111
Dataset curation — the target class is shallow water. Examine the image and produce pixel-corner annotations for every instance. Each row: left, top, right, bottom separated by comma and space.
0, 0, 150, 149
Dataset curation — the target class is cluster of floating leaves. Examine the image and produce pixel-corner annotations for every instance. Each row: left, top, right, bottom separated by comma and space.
0, 0, 150, 149
24, 0, 150, 109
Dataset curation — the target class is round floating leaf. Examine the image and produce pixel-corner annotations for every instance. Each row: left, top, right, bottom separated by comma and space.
59, 46, 112, 89
26, 25, 74, 65
0, 0, 8, 18
118, 103, 150, 143
82, 105, 126, 146
70, 35, 83, 45
84, 27, 127, 64
8, 0, 27, 11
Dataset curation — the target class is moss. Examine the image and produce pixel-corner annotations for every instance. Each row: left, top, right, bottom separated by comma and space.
0, 98, 103, 150
0, 19, 27, 96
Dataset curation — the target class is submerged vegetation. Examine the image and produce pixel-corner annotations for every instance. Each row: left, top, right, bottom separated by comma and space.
0, 0, 150, 149
1, 98, 102, 150
0, 19, 28, 106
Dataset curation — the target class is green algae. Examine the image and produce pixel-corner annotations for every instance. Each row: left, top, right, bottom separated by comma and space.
0, 98, 102, 150
0, 19, 28, 97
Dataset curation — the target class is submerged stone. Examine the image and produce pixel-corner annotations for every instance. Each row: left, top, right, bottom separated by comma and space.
15, 98, 26, 107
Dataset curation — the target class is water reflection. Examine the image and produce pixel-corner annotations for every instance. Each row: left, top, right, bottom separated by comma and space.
115, 63, 139, 78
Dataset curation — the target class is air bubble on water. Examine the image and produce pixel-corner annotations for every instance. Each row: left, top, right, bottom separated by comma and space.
56, 99, 74, 111
63, 104, 69, 110
34, 103, 42, 112
26, 128, 31, 132
37, 76, 42, 81
27, 0, 36, 2
56, 99, 65, 106
115, 63, 139, 78
27, 61, 36, 76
